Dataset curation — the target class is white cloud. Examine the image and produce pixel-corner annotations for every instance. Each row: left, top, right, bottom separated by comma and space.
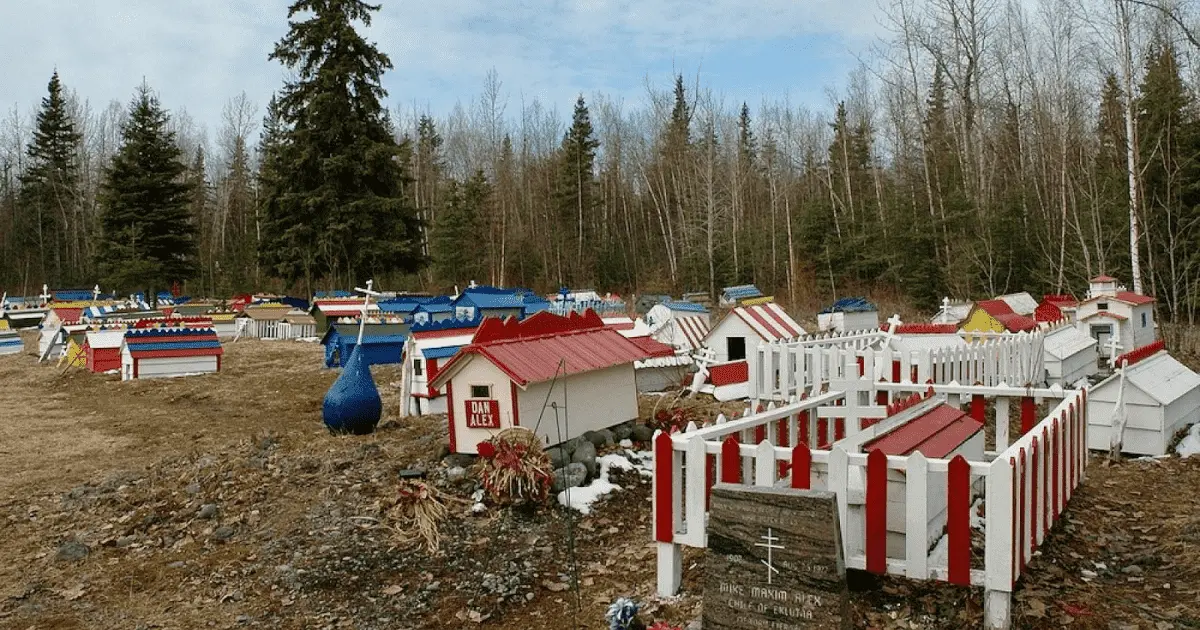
0, 0, 882, 134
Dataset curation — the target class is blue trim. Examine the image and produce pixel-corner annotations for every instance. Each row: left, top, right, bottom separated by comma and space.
410, 315, 480, 332
422, 345, 463, 360
662, 299, 709, 314
722, 284, 764, 300
127, 341, 222, 351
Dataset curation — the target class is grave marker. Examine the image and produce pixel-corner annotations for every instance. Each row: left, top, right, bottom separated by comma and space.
704, 484, 848, 630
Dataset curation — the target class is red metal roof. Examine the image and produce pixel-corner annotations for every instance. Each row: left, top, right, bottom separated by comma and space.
1091, 275, 1117, 282
432, 310, 656, 387
1114, 291, 1155, 306
710, 360, 749, 386
1113, 339, 1166, 368
864, 404, 983, 459
975, 300, 1038, 332
626, 335, 676, 358
884, 323, 959, 334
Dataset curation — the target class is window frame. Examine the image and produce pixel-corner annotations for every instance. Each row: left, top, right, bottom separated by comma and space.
469, 384, 493, 399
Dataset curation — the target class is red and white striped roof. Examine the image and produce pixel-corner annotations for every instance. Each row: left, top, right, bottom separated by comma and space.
730, 303, 806, 342
672, 315, 710, 351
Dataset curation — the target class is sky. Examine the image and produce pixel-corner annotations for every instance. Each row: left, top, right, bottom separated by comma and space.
1, 0, 887, 137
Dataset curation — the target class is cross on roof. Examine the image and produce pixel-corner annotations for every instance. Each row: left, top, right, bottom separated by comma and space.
878, 313, 903, 351
1104, 335, 1123, 367
93, 285, 101, 302
353, 280, 383, 345
40, 284, 51, 305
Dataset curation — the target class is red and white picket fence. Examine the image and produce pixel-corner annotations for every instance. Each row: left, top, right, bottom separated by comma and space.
749, 332, 1046, 402
653, 382, 1087, 630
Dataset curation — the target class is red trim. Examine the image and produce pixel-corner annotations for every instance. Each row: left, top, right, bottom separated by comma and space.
754, 425, 765, 444
654, 433, 674, 543
1113, 339, 1165, 368
1020, 397, 1035, 435
1051, 420, 1060, 520
865, 449, 887, 574
1030, 437, 1039, 552
447, 380, 457, 453
1042, 426, 1051, 538
133, 358, 139, 378
761, 304, 804, 338
891, 360, 901, 383
510, 381, 520, 427
1018, 448, 1027, 573
720, 436, 741, 483
709, 360, 749, 386
971, 394, 986, 423
217, 355, 221, 371
791, 443, 811, 489
426, 358, 440, 397
947, 455, 971, 586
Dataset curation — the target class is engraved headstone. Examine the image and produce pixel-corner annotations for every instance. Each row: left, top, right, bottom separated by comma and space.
704, 483, 848, 630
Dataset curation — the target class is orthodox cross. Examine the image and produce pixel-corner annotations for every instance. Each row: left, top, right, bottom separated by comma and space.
353, 279, 383, 346
755, 528, 784, 585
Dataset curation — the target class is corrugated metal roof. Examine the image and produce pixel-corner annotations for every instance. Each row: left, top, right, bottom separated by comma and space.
455, 287, 526, 309
976, 300, 1038, 332
85, 330, 127, 349
722, 284, 764, 300
672, 315, 711, 351
662, 299, 708, 314
626, 335, 677, 358
932, 301, 973, 325
730, 303, 806, 341
1122, 351, 1200, 406
996, 292, 1039, 316
1043, 325, 1097, 360
821, 297, 877, 314
864, 404, 983, 458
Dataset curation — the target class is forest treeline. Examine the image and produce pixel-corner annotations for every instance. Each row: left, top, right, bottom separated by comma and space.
1, 0, 1198, 320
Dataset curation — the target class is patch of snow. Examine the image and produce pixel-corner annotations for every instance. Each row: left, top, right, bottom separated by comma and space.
970, 498, 986, 530
558, 454, 632, 515
1070, 377, 1090, 390
622, 449, 654, 477
618, 438, 633, 449
296, 337, 320, 343
927, 534, 949, 567
1176, 423, 1200, 458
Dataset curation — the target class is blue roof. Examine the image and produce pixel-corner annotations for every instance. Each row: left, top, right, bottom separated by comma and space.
379, 295, 450, 314
422, 345, 463, 360
820, 297, 877, 314
315, 290, 354, 298
355, 334, 407, 346
53, 289, 108, 301
455, 287, 525, 310
417, 302, 455, 314
662, 300, 709, 314
722, 285, 764, 300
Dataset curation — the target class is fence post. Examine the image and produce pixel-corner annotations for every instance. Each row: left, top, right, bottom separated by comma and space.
905, 452, 929, 580
653, 431, 682, 596
994, 397, 1010, 452
984, 457, 1014, 629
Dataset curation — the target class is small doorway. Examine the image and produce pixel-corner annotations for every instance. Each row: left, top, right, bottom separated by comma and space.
727, 336, 746, 361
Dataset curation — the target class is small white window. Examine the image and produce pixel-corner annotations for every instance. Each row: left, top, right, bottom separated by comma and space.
470, 384, 492, 399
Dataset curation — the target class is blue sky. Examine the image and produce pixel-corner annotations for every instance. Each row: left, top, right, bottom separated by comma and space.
1, 0, 884, 136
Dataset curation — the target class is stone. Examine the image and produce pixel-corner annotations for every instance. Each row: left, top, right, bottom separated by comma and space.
184, 483, 201, 495
570, 441, 598, 478
552, 463, 588, 492
630, 423, 655, 443
612, 423, 633, 441
212, 526, 236, 542
587, 429, 615, 447
547, 444, 571, 470
444, 453, 476, 468
619, 439, 634, 449
703, 484, 848, 630
115, 535, 138, 548
445, 466, 467, 482
55, 541, 90, 563
562, 436, 586, 457
197, 504, 219, 520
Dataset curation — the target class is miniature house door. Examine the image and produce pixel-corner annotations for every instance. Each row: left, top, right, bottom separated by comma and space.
1089, 324, 1112, 350
727, 336, 746, 361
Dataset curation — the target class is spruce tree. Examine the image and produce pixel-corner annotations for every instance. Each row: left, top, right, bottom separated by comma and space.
557, 95, 599, 281
432, 171, 489, 285
263, 0, 423, 291
97, 84, 195, 300
19, 70, 81, 285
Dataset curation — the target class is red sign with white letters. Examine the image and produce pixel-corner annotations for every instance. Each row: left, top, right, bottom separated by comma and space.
466, 399, 501, 428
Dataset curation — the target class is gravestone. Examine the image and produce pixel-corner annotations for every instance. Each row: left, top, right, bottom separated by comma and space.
704, 484, 848, 630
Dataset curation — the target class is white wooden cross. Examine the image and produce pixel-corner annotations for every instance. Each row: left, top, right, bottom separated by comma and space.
878, 313, 903, 351
92, 285, 101, 302
353, 279, 383, 346
1104, 336, 1123, 368
40, 284, 52, 306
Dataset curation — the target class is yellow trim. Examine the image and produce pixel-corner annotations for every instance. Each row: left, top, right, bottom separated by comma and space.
740, 296, 775, 307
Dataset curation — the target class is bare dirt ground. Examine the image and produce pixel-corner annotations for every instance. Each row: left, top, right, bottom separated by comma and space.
1, 341, 1198, 629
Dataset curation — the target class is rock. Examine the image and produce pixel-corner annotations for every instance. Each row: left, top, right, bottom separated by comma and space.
612, 423, 633, 441
562, 436, 586, 457
237, 614, 250, 624
168, 561, 186, 569
552, 463, 588, 492
197, 504, 219, 520
570, 441, 598, 478
445, 466, 467, 482
547, 444, 572, 469
443, 453, 476, 468
115, 535, 138, 548
212, 526, 235, 542
587, 429, 615, 447
631, 423, 655, 442
619, 439, 634, 449
55, 541, 89, 563
1121, 565, 1143, 575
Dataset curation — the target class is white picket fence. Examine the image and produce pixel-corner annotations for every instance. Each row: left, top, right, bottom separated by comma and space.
653, 381, 1085, 630
749, 331, 1045, 402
